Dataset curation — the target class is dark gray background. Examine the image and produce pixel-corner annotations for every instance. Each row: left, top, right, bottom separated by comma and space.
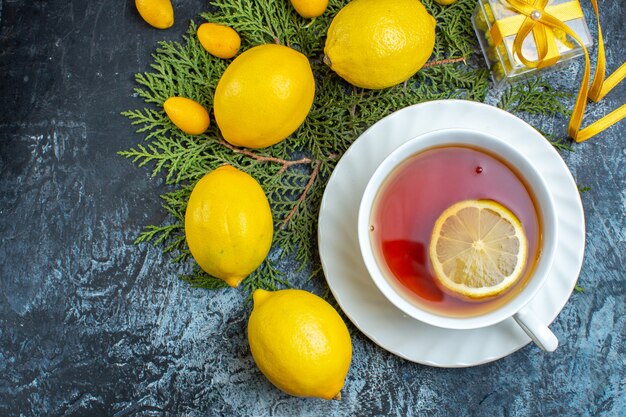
0, 0, 624, 416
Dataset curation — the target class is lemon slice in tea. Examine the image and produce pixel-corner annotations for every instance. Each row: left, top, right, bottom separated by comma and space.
429, 199, 528, 299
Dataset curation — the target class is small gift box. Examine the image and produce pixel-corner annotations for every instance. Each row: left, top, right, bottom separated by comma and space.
472, 0, 594, 85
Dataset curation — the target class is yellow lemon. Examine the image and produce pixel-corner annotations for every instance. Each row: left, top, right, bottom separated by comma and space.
197, 23, 241, 59
290, 0, 329, 18
429, 200, 528, 299
163, 97, 210, 135
185, 166, 273, 287
434, 0, 458, 5
324, 0, 436, 89
213, 44, 315, 149
135, 0, 174, 29
248, 289, 352, 399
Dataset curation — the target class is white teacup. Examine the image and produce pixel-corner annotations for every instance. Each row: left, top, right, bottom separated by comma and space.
358, 128, 559, 352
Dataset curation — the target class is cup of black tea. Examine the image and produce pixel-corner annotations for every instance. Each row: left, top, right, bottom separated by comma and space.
358, 128, 559, 351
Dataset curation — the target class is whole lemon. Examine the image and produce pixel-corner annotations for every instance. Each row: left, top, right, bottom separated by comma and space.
248, 289, 352, 399
324, 0, 436, 89
135, 0, 174, 29
185, 166, 273, 287
290, 0, 329, 18
213, 44, 315, 149
163, 97, 210, 135
197, 23, 241, 59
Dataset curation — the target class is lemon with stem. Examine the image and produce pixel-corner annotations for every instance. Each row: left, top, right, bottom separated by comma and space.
324, 0, 436, 89
214, 44, 315, 149
248, 289, 352, 399
185, 166, 273, 287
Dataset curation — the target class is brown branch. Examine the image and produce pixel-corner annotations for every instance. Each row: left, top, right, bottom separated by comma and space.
218, 139, 312, 174
281, 160, 320, 229
216, 140, 329, 229
422, 57, 467, 68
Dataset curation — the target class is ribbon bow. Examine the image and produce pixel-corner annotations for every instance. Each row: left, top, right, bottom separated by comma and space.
506, 0, 626, 142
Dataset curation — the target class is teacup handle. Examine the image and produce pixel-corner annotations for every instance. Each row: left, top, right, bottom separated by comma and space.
513, 307, 559, 352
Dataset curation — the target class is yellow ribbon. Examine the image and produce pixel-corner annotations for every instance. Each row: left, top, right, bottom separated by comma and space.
505, 0, 626, 142
490, 0, 583, 68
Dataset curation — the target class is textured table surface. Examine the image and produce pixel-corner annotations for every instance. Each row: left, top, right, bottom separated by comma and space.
1, 1, 624, 416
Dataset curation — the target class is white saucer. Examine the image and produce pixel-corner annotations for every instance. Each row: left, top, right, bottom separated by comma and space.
317, 100, 585, 367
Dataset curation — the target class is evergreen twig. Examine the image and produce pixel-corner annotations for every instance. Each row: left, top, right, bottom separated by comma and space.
121, 0, 571, 295
497, 77, 572, 116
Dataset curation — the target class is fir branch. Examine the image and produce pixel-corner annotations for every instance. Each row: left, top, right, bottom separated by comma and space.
181, 260, 292, 296
121, 0, 570, 296
135, 223, 181, 246
240, 261, 292, 295
218, 139, 314, 174
423, 57, 467, 68
182, 267, 229, 290
281, 159, 321, 229
548, 138, 574, 152
427, 0, 479, 59
537, 130, 575, 153
497, 78, 572, 116
133, 187, 192, 264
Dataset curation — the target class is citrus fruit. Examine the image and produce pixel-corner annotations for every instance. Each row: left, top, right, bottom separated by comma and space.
163, 97, 210, 135
184, 165, 273, 287
213, 44, 315, 149
248, 289, 352, 399
324, 0, 436, 89
290, 0, 328, 18
135, 0, 174, 29
434, 0, 458, 5
429, 199, 528, 299
197, 23, 241, 59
